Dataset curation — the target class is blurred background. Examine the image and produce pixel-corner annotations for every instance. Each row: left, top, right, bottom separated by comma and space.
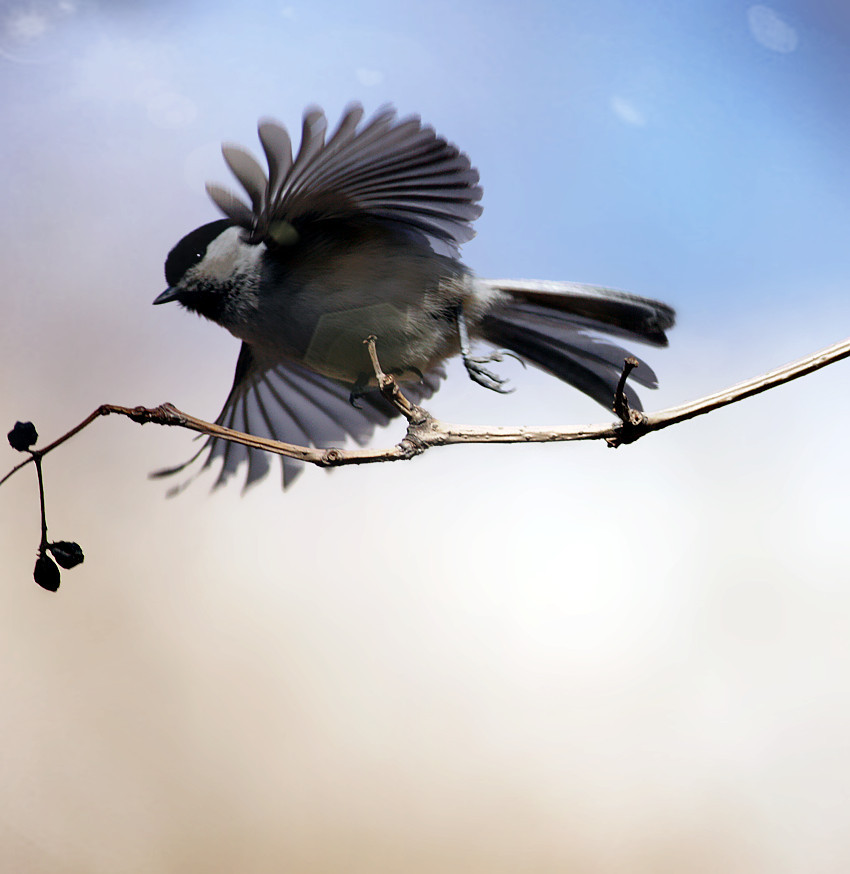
2, 1, 850, 871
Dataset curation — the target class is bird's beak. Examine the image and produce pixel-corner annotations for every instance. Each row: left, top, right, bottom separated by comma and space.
153, 287, 180, 305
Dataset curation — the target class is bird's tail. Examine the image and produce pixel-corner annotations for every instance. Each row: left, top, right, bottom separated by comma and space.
477, 279, 676, 411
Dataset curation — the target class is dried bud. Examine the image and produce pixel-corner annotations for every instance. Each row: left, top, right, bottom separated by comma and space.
48, 541, 85, 570
34, 554, 60, 592
8, 421, 38, 452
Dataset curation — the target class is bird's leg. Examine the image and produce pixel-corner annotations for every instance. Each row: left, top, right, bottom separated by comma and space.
456, 304, 521, 394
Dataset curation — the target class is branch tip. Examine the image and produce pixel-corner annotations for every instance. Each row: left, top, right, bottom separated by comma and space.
610, 357, 646, 442
363, 334, 418, 421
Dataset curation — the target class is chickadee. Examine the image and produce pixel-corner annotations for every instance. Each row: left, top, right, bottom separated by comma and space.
154, 103, 675, 489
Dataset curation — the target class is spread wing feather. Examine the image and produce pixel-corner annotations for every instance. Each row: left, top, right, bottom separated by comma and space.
208, 103, 482, 256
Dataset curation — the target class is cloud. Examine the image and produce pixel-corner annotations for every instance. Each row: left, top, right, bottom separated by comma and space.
747, 5, 798, 53
611, 96, 646, 127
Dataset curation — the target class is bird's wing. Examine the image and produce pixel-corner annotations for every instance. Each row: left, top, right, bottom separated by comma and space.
205, 103, 483, 257
153, 343, 445, 492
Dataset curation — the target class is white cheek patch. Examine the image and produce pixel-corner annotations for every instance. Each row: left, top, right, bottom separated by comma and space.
196, 226, 265, 282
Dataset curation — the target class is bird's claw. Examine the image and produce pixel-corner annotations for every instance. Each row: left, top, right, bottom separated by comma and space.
349, 372, 372, 408
489, 349, 526, 369
463, 351, 517, 394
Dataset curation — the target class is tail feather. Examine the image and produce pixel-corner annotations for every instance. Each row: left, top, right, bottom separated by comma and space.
478, 279, 675, 411
480, 280, 674, 344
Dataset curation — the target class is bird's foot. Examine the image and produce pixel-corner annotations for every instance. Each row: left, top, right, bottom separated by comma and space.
462, 350, 523, 394
348, 372, 373, 408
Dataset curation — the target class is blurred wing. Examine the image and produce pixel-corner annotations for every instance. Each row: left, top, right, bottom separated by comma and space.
154, 344, 445, 492
207, 103, 483, 257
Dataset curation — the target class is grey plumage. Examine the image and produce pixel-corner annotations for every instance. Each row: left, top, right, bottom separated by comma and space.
155, 103, 675, 491
205, 103, 482, 255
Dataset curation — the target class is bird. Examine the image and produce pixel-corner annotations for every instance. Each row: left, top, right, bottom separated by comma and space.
154, 103, 675, 490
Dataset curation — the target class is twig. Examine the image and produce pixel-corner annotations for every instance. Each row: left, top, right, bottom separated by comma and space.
363, 335, 421, 422
7, 426, 88, 590
33, 453, 48, 551
608, 356, 645, 447
4, 335, 850, 487
641, 337, 850, 430
2, 404, 186, 487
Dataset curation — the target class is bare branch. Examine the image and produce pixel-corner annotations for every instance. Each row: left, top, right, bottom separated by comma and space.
641, 335, 850, 431
4, 335, 850, 490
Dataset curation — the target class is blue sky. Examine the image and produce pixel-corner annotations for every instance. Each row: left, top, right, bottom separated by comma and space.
2, 3, 850, 871
4, 0, 849, 324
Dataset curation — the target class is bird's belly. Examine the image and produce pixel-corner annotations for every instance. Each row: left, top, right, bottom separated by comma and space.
301, 299, 457, 385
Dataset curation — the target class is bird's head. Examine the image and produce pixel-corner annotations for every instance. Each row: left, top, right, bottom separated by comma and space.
155, 219, 264, 326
